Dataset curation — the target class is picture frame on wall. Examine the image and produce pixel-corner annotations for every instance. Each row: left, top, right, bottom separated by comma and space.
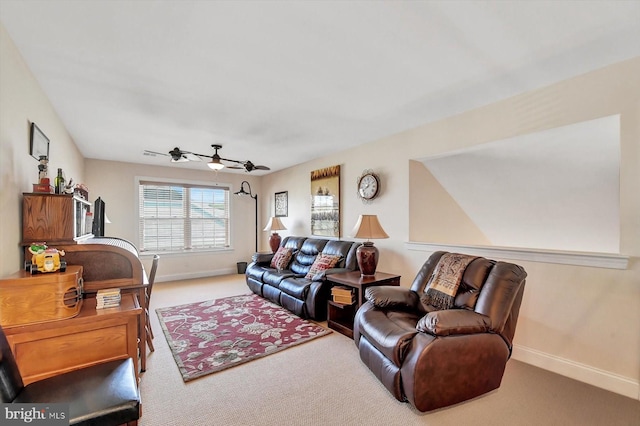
30, 122, 50, 160
275, 191, 288, 217
310, 165, 340, 237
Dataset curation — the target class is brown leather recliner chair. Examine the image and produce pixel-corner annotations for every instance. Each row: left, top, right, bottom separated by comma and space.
353, 251, 527, 412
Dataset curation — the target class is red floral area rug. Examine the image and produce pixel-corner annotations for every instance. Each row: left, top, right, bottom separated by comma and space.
155, 294, 332, 382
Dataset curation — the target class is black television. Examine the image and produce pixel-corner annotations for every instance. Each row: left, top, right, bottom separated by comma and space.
92, 197, 105, 237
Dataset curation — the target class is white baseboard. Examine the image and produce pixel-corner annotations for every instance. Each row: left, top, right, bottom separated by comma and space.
512, 344, 639, 400
155, 268, 238, 283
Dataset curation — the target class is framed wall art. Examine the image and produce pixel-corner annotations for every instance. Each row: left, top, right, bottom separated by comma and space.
30, 122, 50, 160
275, 191, 288, 217
310, 165, 340, 237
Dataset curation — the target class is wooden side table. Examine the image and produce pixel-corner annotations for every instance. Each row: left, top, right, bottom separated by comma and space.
326, 271, 400, 338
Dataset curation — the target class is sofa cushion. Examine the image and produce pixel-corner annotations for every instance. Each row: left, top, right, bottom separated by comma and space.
279, 277, 310, 299
454, 257, 493, 310
270, 247, 294, 270
290, 239, 328, 275
305, 254, 341, 281
246, 263, 267, 281
321, 240, 355, 268
262, 269, 298, 287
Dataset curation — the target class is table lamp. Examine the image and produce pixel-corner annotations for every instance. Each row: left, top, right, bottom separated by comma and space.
263, 216, 287, 253
350, 214, 389, 276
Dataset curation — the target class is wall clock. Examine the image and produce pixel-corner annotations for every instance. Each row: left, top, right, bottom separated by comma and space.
357, 170, 380, 202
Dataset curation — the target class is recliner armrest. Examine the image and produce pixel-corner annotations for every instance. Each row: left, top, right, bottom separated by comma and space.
365, 286, 420, 310
416, 309, 491, 336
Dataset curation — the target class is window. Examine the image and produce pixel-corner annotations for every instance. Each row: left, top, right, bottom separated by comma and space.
138, 180, 230, 252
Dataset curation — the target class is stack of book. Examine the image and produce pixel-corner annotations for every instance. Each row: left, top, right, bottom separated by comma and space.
96, 288, 121, 309
331, 286, 356, 305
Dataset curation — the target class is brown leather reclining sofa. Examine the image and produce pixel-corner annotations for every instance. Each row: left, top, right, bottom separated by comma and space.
245, 236, 361, 320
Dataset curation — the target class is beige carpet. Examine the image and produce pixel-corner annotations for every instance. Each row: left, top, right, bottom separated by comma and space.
139, 275, 640, 426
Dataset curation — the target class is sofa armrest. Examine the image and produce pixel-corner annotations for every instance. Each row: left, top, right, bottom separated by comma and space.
252, 252, 274, 265
416, 309, 491, 336
364, 286, 420, 311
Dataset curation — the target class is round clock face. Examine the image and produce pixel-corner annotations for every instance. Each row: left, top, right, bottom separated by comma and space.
358, 173, 379, 200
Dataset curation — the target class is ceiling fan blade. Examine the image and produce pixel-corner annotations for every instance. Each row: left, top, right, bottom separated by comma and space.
184, 153, 202, 162
226, 165, 244, 169
241, 160, 270, 172
143, 150, 170, 157
220, 157, 243, 165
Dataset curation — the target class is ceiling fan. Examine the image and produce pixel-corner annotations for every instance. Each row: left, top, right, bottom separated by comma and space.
143, 144, 270, 172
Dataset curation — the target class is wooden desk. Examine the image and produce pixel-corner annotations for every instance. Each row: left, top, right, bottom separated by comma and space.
3, 293, 141, 385
55, 239, 151, 372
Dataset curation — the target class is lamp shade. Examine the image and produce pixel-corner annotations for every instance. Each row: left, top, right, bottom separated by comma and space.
350, 215, 388, 276
263, 217, 287, 232
350, 215, 389, 240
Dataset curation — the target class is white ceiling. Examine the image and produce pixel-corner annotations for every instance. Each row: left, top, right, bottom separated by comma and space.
1, 1, 639, 174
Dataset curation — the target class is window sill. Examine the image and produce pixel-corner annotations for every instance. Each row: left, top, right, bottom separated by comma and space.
140, 247, 234, 257
404, 242, 628, 270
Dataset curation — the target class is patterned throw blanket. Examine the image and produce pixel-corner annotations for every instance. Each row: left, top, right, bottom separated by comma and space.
421, 253, 478, 310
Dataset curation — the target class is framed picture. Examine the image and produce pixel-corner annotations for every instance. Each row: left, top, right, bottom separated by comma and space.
310, 165, 340, 237
30, 122, 50, 160
275, 191, 288, 217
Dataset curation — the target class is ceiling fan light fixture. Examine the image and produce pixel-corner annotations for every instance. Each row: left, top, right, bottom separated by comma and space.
147, 144, 268, 172
207, 159, 224, 170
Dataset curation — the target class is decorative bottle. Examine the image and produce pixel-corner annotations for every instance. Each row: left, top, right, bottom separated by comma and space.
54, 168, 65, 194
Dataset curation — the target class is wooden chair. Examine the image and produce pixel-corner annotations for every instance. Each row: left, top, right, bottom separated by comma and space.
145, 254, 159, 352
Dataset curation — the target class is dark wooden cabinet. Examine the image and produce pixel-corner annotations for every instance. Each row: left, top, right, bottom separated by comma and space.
326, 271, 400, 338
22, 193, 92, 245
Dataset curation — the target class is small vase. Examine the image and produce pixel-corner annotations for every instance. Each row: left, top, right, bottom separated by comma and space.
356, 242, 378, 276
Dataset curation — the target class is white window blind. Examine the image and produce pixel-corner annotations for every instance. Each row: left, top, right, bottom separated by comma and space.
138, 181, 230, 252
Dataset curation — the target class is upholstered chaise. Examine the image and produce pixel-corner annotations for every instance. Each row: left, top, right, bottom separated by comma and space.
353, 251, 527, 412
246, 236, 361, 320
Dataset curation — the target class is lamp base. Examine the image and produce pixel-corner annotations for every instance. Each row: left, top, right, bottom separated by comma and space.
356, 242, 379, 276
269, 232, 281, 253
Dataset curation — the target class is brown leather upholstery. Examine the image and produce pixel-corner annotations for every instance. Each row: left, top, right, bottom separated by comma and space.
245, 236, 361, 320
353, 251, 527, 412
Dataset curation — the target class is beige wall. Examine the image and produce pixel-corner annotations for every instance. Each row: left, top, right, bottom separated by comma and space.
408, 160, 491, 245
0, 25, 85, 276
84, 159, 262, 280
260, 58, 640, 398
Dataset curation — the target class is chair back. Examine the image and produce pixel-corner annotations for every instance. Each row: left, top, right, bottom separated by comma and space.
0, 325, 25, 402
410, 251, 527, 349
146, 254, 160, 302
